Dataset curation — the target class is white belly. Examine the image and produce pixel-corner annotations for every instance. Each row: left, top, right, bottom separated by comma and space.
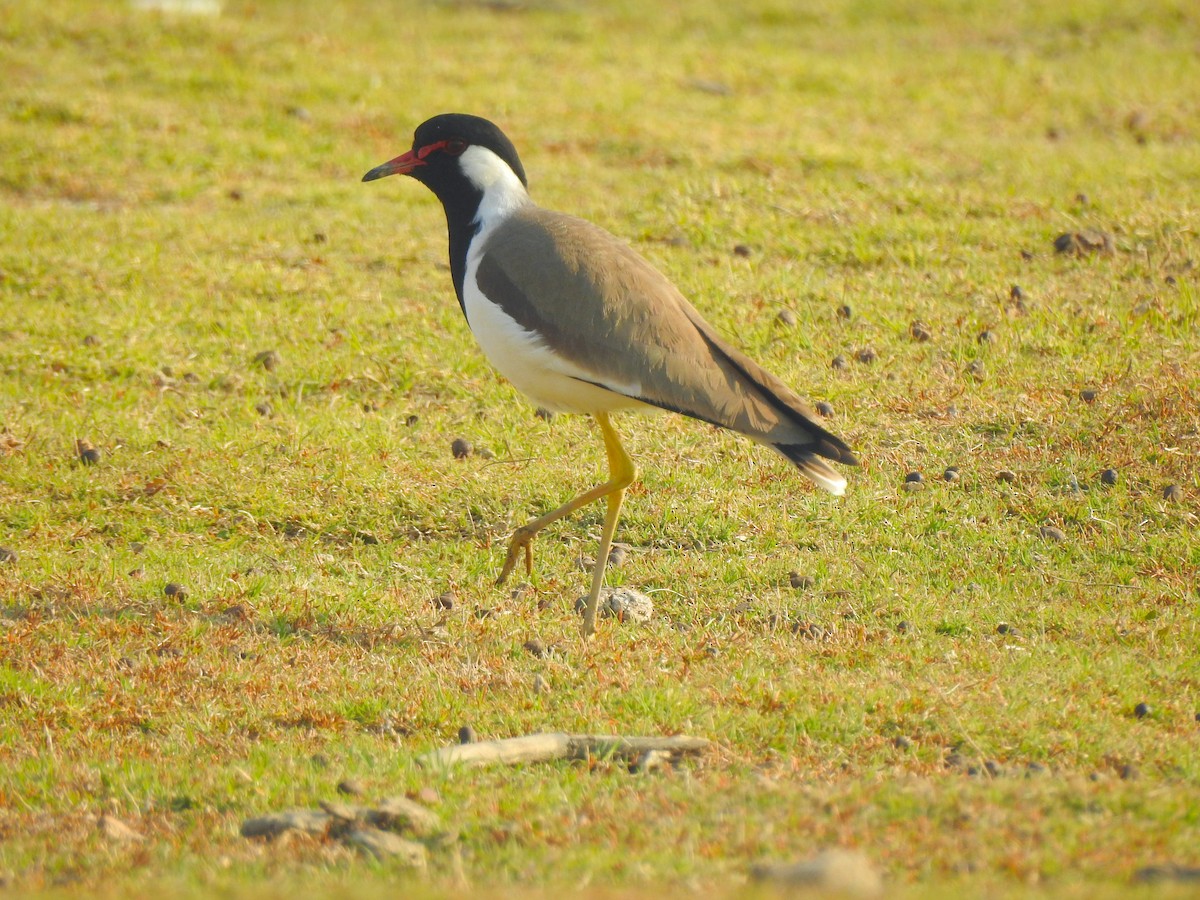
461, 278, 649, 415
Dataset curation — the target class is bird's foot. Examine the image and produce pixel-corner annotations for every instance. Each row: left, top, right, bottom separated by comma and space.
496, 524, 537, 585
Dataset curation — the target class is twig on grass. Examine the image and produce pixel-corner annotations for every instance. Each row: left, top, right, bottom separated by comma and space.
418, 732, 711, 769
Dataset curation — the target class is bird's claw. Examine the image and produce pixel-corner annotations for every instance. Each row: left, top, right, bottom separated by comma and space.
496, 526, 536, 585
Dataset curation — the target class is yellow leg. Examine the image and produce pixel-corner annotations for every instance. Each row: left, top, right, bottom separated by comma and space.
496, 412, 636, 636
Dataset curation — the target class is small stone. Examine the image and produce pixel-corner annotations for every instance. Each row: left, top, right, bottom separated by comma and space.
1010, 285, 1024, 301
985, 760, 1003, 777
77, 439, 101, 465
534, 407, 554, 421
815, 401, 834, 417
904, 471, 923, 484
732, 244, 752, 258
896, 620, 911, 634
788, 571, 814, 590
1133, 702, 1151, 719
776, 309, 798, 327
836, 304, 852, 320
415, 786, 440, 806
476, 446, 495, 460
337, 779, 365, 797
578, 586, 653, 624
343, 828, 428, 867
254, 400, 273, 416
943, 467, 960, 482
687, 78, 734, 96
1162, 484, 1183, 502
856, 347, 878, 364
1025, 762, 1048, 776
831, 355, 848, 370
793, 621, 823, 639
977, 329, 996, 344
997, 623, 1016, 635
252, 349, 281, 371
909, 320, 932, 342
996, 470, 1017, 484
751, 849, 883, 898
98, 814, 144, 843
1055, 230, 1114, 255
1120, 763, 1140, 781
434, 592, 454, 610
0, 547, 16, 564
83, 334, 101, 347
164, 582, 187, 599
607, 543, 629, 568
1100, 468, 1119, 486
319, 800, 360, 823
1080, 389, 1098, 403
523, 638, 546, 658
310, 754, 330, 769
457, 725, 476, 745
892, 735, 912, 750
450, 438, 472, 459
405, 414, 420, 427
1038, 525, 1066, 543
1134, 865, 1200, 884
966, 359, 986, 381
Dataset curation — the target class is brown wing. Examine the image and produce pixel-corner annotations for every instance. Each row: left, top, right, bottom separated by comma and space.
476, 206, 856, 468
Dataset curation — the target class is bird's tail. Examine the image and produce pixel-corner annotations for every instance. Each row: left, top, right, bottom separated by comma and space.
775, 443, 854, 496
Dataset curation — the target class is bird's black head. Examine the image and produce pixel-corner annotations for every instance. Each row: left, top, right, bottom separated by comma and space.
363, 114, 529, 311
361, 113, 527, 196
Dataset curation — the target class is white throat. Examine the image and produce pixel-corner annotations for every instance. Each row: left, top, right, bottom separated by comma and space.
460, 145, 530, 232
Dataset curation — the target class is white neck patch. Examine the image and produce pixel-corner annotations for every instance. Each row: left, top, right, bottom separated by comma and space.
460, 145, 530, 229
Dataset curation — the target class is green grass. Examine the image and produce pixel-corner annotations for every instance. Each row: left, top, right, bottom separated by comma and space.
1, 0, 1198, 896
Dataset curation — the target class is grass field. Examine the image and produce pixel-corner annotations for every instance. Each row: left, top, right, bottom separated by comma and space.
1, 0, 1198, 896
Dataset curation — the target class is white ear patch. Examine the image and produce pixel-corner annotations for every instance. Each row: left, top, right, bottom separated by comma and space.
460, 145, 529, 226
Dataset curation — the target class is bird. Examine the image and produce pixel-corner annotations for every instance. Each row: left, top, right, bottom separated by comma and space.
363, 113, 857, 636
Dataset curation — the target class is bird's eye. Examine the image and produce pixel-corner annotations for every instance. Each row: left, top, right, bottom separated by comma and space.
444, 139, 467, 156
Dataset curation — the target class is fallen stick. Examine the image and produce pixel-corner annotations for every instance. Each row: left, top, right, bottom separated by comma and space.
418, 732, 711, 769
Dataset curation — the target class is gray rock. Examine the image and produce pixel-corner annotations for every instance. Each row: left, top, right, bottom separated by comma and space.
367, 796, 442, 836
240, 809, 331, 839
751, 848, 883, 897
343, 828, 428, 867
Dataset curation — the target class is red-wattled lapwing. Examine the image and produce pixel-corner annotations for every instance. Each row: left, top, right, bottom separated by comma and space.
363, 114, 857, 636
